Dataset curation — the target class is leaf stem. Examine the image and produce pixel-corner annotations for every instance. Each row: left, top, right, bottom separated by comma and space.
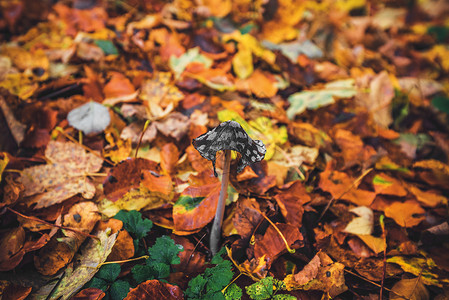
6, 207, 100, 240
210, 149, 231, 255
261, 213, 295, 254
135, 120, 151, 158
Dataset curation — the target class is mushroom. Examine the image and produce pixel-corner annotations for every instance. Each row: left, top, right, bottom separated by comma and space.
193, 120, 266, 254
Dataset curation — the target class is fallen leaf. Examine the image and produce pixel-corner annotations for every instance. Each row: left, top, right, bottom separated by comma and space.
284, 251, 347, 297
254, 223, 303, 268
48, 229, 118, 300
384, 200, 425, 227
372, 173, 407, 197
19, 141, 103, 209
124, 280, 183, 300
319, 164, 376, 207
390, 277, 429, 300
343, 206, 374, 235
35, 202, 101, 276
287, 79, 357, 119
387, 255, 449, 287
67, 101, 111, 135
172, 184, 220, 235
407, 185, 448, 207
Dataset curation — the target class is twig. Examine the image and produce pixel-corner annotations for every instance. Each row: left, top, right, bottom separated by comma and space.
210, 149, 231, 255
344, 269, 406, 299
261, 213, 295, 253
380, 215, 387, 299
183, 232, 207, 272
7, 207, 100, 240
98, 255, 149, 267
135, 120, 151, 158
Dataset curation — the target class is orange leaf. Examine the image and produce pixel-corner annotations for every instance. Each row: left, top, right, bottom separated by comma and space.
319, 164, 376, 206
385, 200, 425, 227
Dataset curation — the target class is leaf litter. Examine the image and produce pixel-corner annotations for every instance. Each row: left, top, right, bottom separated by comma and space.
0, 0, 448, 299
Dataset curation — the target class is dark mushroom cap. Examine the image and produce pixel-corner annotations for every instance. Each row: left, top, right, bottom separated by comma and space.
192, 120, 266, 177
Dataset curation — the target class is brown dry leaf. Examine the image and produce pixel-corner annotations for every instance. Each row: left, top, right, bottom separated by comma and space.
384, 200, 425, 228
407, 185, 448, 207
19, 141, 103, 209
0, 227, 25, 271
284, 251, 347, 297
288, 122, 333, 151
154, 112, 191, 141
348, 237, 374, 258
140, 72, 184, 120
233, 197, 263, 240
319, 164, 376, 206
390, 277, 429, 300
0, 281, 32, 300
0, 97, 26, 146
273, 181, 310, 228
103, 158, 158, 202
72, 288, 105, 300
96, 219, 134, 262
413, 159, 449, 188
124, 280, 183, 300
355, 71, 394, 128
291, 253, 321, 285
52, 3, 107, 35
254, 223, 303, 268
334, 129, 377, 168
34, 202, 100, 276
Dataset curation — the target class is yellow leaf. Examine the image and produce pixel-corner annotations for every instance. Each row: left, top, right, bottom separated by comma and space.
232, 44, 253, 79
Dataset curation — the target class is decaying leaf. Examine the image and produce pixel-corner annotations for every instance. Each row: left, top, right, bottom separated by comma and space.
48, 229, 118, 300
18, 141, 103, 209
284, 251, 347, 297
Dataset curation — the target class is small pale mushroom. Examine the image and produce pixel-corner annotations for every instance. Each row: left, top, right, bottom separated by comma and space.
192, 120, 266, 254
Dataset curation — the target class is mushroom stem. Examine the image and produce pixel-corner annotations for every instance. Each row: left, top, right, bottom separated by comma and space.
210, 149, 232, 255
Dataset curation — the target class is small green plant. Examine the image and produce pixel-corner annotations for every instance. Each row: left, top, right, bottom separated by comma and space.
185, 247, 240, 300
246, 277, 296, 300
84, 263, 131, 300
114, 209, 153, 254
132, 235, 184, 284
